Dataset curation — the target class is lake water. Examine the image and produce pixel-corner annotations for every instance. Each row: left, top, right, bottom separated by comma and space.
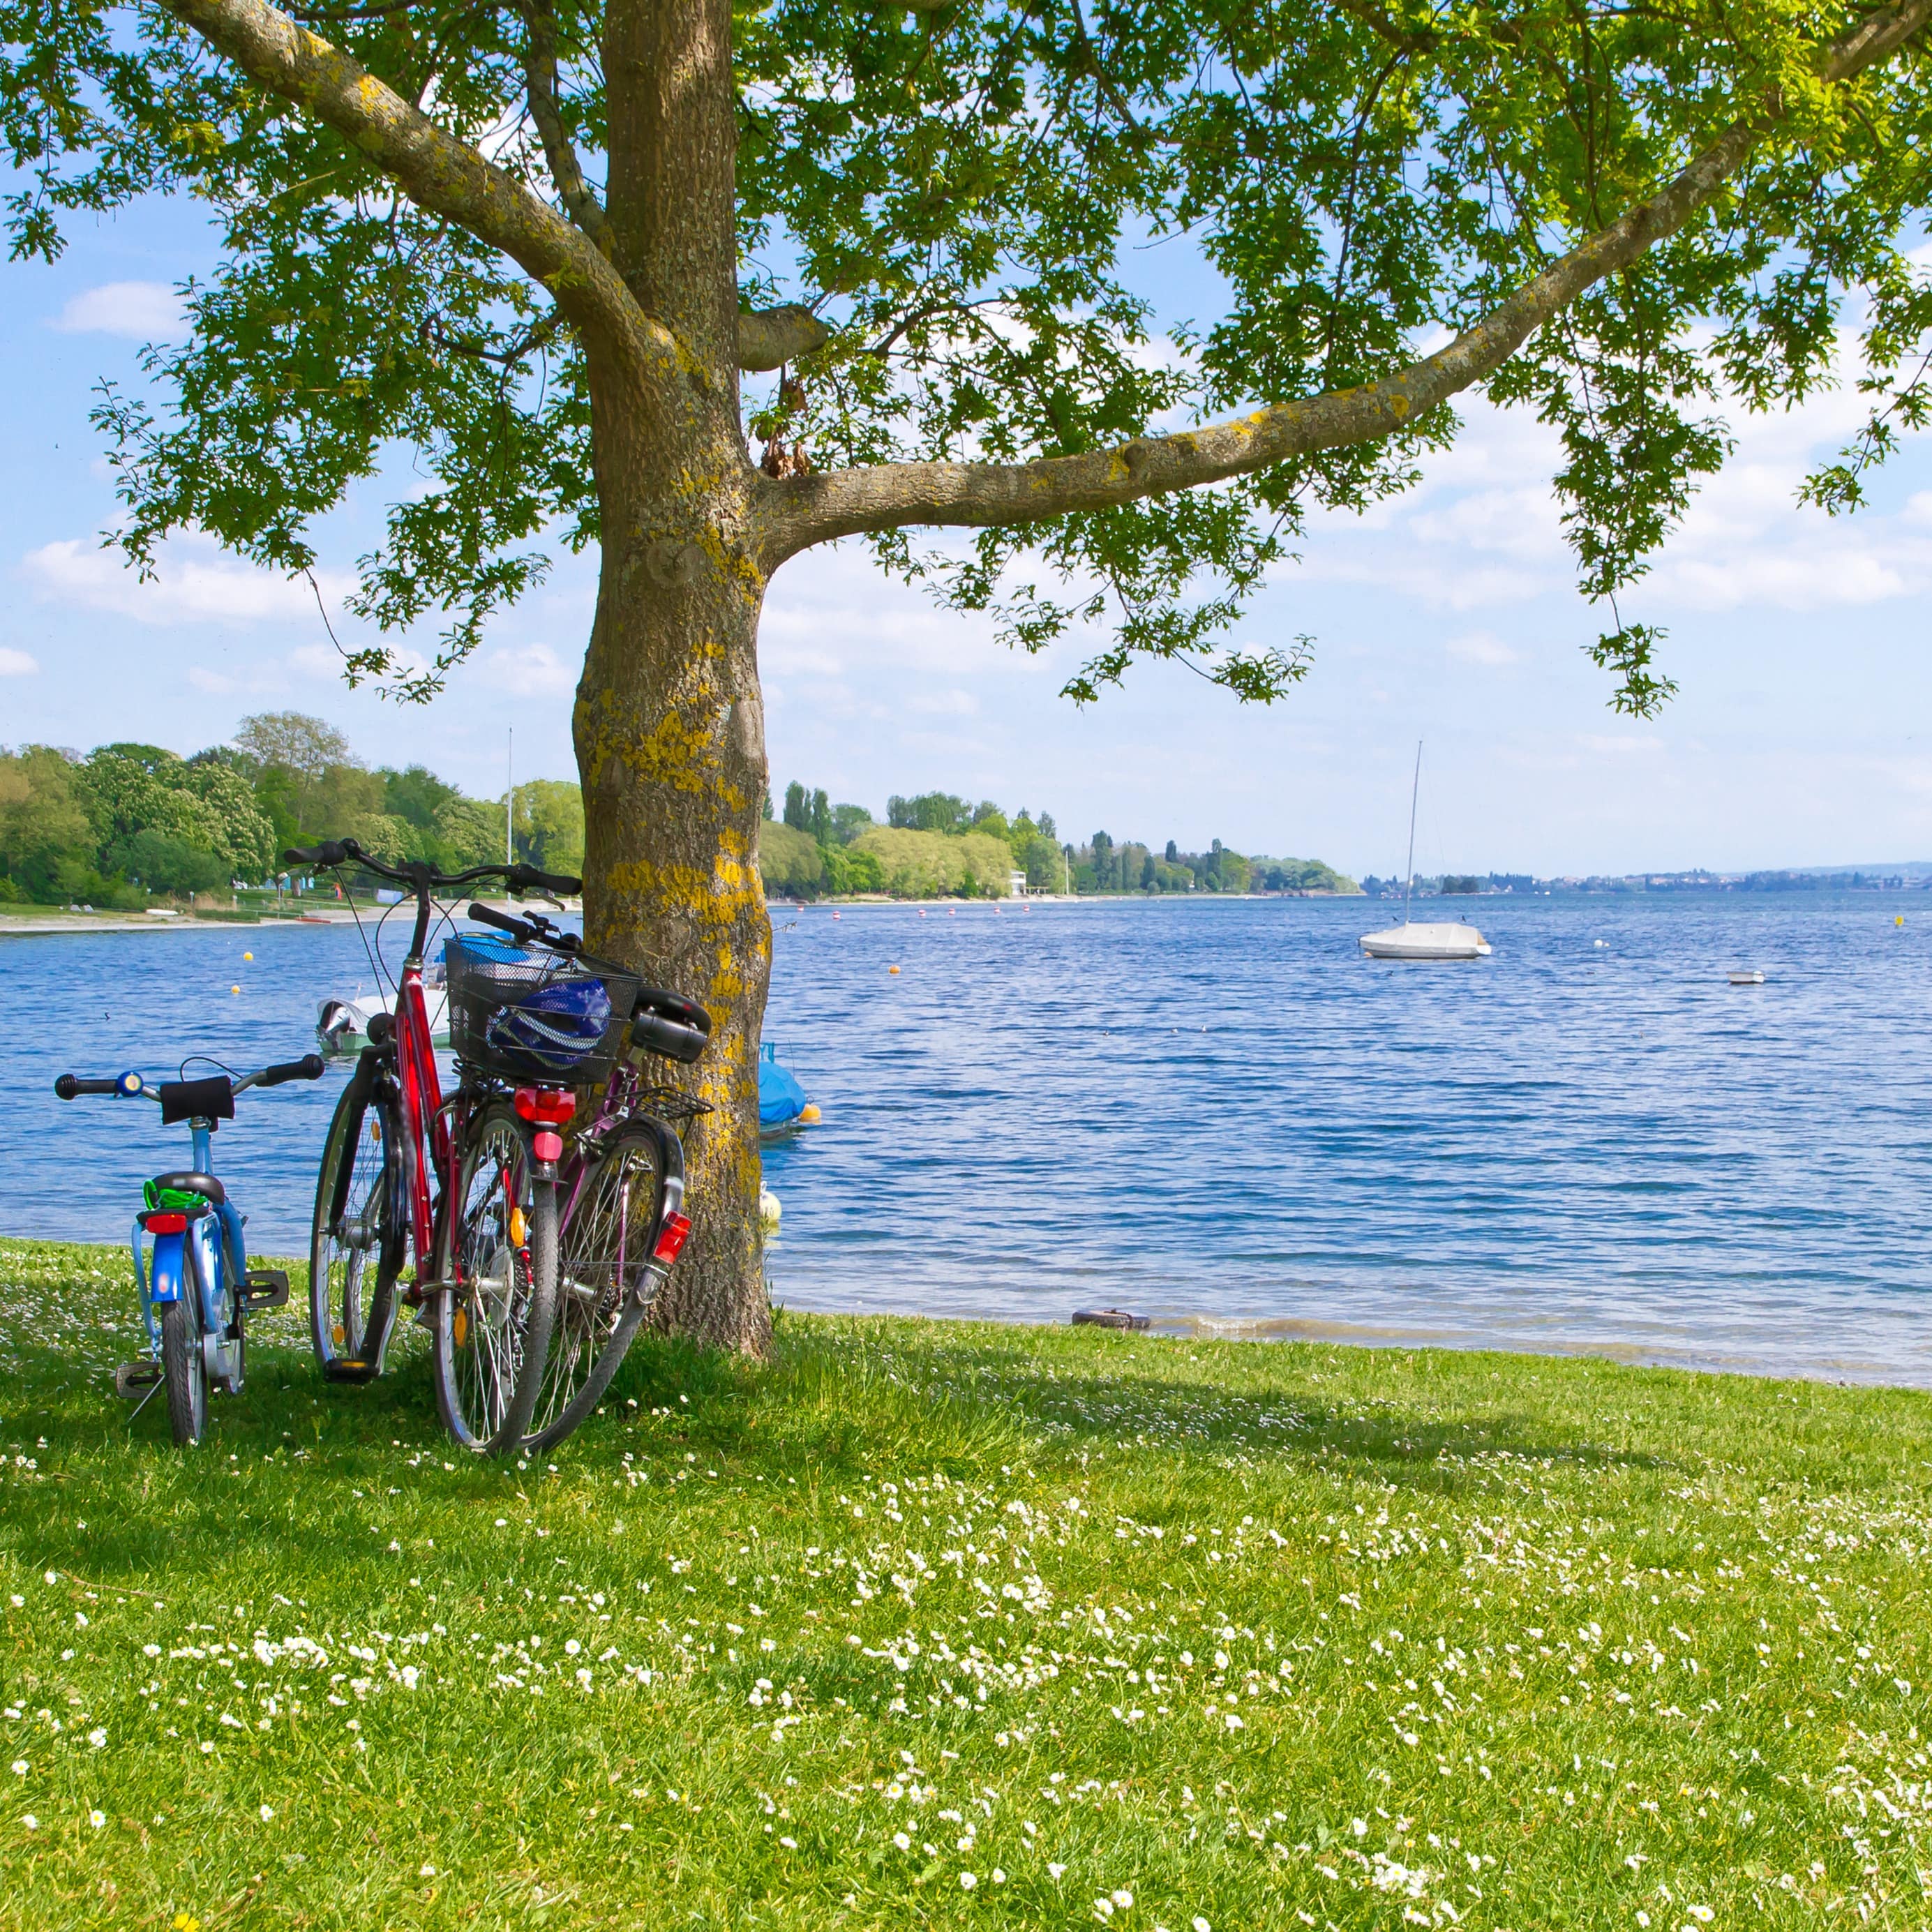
3, 894, 1929, 1384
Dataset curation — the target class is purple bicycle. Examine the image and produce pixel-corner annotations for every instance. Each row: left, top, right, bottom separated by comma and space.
461, 903, 713, 1453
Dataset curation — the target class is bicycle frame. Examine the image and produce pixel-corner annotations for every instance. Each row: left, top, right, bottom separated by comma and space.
554, 1054, 691, 1286
391, 957, 448, 1266
127, 1113, 245, 1378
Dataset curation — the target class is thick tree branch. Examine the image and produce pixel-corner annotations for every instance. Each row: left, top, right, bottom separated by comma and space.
164, 0, 643, 347
521, 0, 607, 243
765, 0, 1931, 562
737, 303, 830, 370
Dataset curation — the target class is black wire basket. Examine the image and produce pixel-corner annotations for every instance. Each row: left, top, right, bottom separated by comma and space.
444, 936, 641, 1086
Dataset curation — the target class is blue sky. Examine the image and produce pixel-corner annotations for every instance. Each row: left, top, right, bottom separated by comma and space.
5, 194, 1931, 879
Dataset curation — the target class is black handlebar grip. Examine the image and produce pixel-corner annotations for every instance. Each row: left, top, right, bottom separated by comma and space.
508, 864, 583, 896
634, 986, 713, 1035
260, 1054, 327, 1086
467, 901, 536, 943
54, 1075, 121, 1099
283, 839, 351, 867
628, 1012, 709, 1065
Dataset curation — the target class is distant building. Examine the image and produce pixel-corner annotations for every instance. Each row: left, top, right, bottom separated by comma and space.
1010, 869, 1028, 897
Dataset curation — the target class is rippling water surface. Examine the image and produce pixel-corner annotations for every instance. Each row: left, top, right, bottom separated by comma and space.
5, 894, 1929, 1383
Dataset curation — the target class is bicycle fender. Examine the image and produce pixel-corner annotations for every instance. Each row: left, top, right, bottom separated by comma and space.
147, 1230, 186, 1304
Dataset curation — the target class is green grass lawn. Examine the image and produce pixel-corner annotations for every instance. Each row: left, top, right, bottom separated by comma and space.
3, 1237, 1930, 1930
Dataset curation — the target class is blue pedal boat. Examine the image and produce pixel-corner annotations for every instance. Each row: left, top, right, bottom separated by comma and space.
758, 1041, 814, 1139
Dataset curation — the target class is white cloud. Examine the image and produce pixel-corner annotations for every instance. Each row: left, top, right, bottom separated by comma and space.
52, 280, 180, 339
22, 535, 353, 628
289, 643, 347, 679
908, 688, 980, 715
477, 641, 577, 698
761, 641, 844, 677
1286, 347, 1932, 621
0, 647, 39, 676
1578, 733, 1665, 756
1446, 631, 1519, 666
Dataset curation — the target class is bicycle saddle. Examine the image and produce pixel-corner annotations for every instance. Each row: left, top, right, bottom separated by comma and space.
148, 1170, 227, 1207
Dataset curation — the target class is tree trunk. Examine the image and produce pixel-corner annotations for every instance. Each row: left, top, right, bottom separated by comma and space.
574, 0, 772, 1356
574, 485, 773, 1357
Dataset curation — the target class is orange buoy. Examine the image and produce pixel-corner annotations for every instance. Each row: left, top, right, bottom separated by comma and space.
888, 964, 901, 975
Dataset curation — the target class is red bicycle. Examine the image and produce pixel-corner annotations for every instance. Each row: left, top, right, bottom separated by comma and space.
292, 838, 594, 1454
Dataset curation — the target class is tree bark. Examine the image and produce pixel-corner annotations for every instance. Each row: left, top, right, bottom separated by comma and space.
573, 493, 774, 1356
575, 0, 772, 1355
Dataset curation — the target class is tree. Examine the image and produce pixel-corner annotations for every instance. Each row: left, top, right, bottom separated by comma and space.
436, 795, 506, 869
10, 0, 1932, 1351
757, 819, 823, 897
233, 714, 352, 785
513, 778, 587, 875
781, 781, 810, 832
829, 803, 873, 846
0, 748, 96, 901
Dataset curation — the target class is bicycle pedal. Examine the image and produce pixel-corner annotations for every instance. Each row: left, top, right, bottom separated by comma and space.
238, 1268, 290, 1312
323, 1357, 380, 1385
114, 1363, 163, 1399
400, 1282, 426, 1308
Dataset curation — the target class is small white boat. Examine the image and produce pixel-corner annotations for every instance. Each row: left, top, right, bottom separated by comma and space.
1361, 920, 1492, 961
317, 966, 449, 1054
1728, 968, 1766, 986
1360, 742, 1491, 964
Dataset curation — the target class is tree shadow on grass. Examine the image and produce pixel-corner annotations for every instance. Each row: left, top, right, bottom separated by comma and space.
597, 1319, 1681, 1495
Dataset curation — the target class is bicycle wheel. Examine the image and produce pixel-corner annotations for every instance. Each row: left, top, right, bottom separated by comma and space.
433, 1104, 558, 1455
159, 1282, 207, 1446
525, 1128, 669, 1453
310, 1068, 404, 1380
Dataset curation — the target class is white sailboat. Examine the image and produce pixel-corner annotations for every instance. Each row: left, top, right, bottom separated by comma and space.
1359, 743, 1492, 962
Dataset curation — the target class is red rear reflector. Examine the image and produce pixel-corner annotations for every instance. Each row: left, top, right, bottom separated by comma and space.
652, 1211, 692, 1264
146, 1212, 188, 1234
513, 1086, 576, 1125
532, 1129, 564, 1163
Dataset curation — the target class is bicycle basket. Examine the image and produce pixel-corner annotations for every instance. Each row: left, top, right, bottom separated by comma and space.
443, 934, 641, 1085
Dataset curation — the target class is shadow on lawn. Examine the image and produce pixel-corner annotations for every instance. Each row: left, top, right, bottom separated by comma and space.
8, 1305, 1673, 1519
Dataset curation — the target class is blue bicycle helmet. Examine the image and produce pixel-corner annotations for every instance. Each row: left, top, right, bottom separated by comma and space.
485, 975, 613, 1074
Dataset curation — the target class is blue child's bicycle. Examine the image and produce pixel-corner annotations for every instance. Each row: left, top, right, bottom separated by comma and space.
55, 1053, 324, 1444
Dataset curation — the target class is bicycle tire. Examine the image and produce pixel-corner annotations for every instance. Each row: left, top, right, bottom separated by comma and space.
433, 1104, 558, 1455
310, 1065, 404, 1380
524, 1128, 669, 1453
160, 1287, 207, 1446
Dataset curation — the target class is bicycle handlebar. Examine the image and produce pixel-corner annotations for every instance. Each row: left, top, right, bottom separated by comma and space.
284, 837, 582, 899
239, 1055, 326, 1091
467, 901, 540, 945
54, 1073, 135, 1100
57, 1056, 324, 1104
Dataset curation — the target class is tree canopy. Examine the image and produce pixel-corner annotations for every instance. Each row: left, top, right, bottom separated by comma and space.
7, 0, 1929, 714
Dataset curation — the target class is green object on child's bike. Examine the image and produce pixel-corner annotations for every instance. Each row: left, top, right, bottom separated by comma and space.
142, 1180, 206, 1214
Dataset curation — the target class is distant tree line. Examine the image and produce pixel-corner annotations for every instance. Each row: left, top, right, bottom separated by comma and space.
757, 782, 1354, 900
1072, 834, 1355, 895
1358, 868, 1926, 896
0, 711, 583, 908
759, 786, 1061, 900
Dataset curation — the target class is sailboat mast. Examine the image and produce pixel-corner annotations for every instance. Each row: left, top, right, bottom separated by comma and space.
1402, 740, 1421, 924
505, 728, 514, 866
